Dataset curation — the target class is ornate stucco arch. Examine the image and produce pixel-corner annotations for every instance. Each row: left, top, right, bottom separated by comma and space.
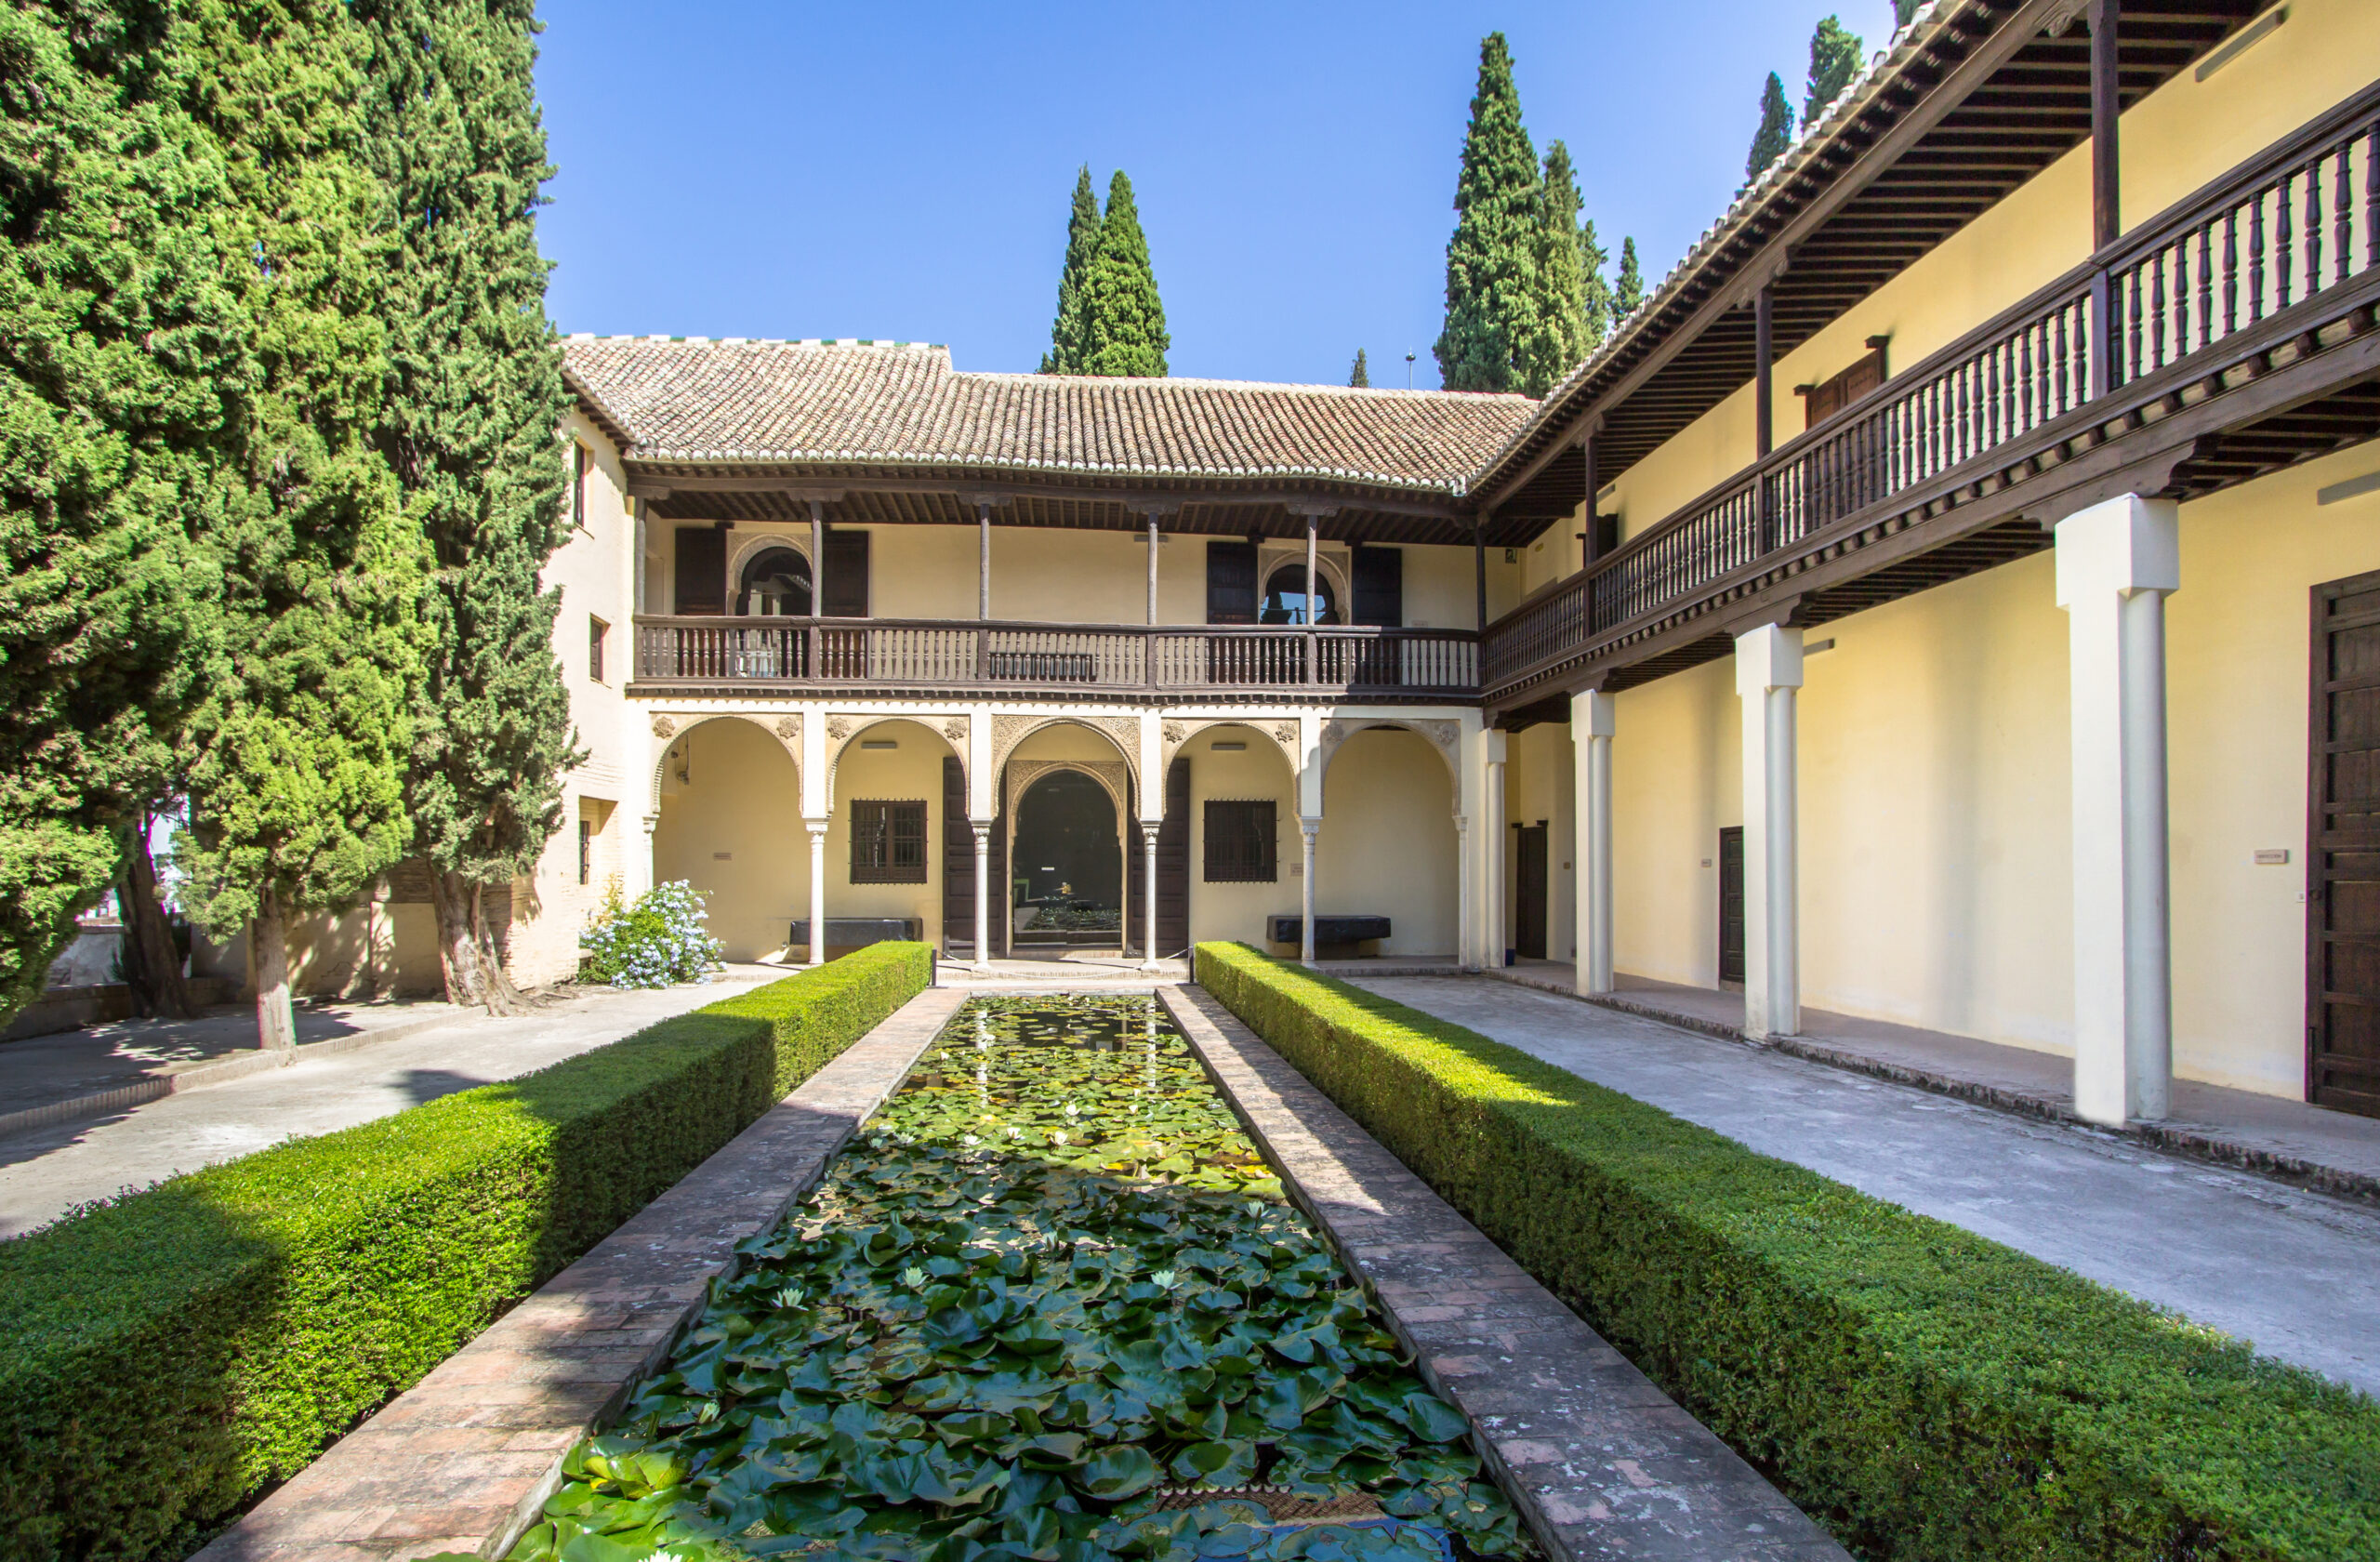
1316, 717, 1462, 793
646, 710, 801, 814
823, 712, 969, 811
989, 713, 1142, 793
1157, 716, 1302, 780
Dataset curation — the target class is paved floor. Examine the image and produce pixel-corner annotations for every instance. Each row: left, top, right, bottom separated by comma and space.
1352, 974, 2380, 1400
0, 966, 787, 1238
1492, 960, 2380, 1197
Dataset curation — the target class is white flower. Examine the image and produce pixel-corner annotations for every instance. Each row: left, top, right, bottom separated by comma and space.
1050, 1130, 1070, 1145
1150, 1269, 1180, 1290
1063, 1101, 1081, 1120
960, 1133, 981, 1146
900, 1265, 928, 1288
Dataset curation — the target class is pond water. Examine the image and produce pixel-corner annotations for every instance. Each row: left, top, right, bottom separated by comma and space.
510, 995, 1528, 1562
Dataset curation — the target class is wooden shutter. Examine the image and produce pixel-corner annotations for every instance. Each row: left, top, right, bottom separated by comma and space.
1203, 800, 1276, 882
1800, 342, 1888, 431
1206, 541, 1258, 625
1126, 777, 1144, 952
2309, 570, 2380, 1117
1157, 756, 1190, 953
1352, 546, 1403, 627
942, 758, 974, 957
673, 525, 726, 616
1515, 825, 1548, 960
823, 528, 871, 617
1717, 827, 1745, 984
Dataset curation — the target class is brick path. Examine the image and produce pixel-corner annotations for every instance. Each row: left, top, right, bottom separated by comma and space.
1158, 985, 1850, 1562
193, 986, 965, 1562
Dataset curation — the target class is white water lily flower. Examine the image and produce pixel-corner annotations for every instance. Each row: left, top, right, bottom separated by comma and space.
1050, 1130, 1070, 1145
650, 1551, 684, 1562
960, 1132, 982, 1146
1063, 1101, 1081, 1119
1150, 1269, 1180, 1290
901, 1265, 928, 1288
1008, 1125, 1025, 1140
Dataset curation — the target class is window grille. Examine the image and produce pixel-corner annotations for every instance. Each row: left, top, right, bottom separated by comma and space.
852, 800, 929, 883
1203, 800, 1276, 882
578, 819, 593, 886
572, 441, 587, 529
588, 616, 607, 682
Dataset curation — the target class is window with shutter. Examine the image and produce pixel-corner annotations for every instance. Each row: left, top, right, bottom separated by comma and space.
1202, 800, 1277, 882
823, 529, 871, 617
1206, 541, 1258, 625
1797, 339, 1889, 430
851, 800, 928, 882
672, 525, 727, 616
1351, 546, 1403, 627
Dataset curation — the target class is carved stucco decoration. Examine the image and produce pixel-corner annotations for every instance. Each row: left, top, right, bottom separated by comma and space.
827, 716, 855, 742
651, 715, 677, 739
942, 717, 969, 746
649, 711, 807, 812
1005, 760, 1131, 831
1317, 717, 1462, 788
774, 715, 800, 742
990, 712, 1141, 790
1159, 717, 1300, 776
824, 711, 974, 809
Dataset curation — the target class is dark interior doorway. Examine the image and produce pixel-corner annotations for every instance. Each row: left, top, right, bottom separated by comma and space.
1514, 824, 1548, 961
1011, 771, 1122, 951
1718, 827, 1746, 986
2309, 569, 2380, 1118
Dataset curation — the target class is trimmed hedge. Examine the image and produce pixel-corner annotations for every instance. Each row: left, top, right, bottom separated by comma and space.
1195, 943, 2380, 1562
0, 942, 930, 1562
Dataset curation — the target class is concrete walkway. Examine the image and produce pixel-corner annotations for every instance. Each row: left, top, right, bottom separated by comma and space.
0, 966, 787, 1238
1350, 974, 2380, 1400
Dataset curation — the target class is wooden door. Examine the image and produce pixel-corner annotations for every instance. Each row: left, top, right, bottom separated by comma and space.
672, 525, 726, 615
1515, 825, 1549, 960
941, 757, 973, 960
1157, 756, 1191, 955
1718, 827, 1746, 985
2308, 570, 2380, 1117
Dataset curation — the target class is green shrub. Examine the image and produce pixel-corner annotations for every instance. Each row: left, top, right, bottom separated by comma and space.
0, 943, 931, 1562
1194, 942, 2380, 1562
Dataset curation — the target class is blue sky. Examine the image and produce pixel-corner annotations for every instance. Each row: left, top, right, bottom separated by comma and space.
535, 2, 1908, 389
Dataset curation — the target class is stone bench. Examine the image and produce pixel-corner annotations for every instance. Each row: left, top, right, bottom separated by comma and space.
1268, 914, 1391, 954
787, 917, 922, 956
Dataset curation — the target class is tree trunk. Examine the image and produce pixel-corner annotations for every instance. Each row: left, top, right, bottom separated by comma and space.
431, 868, 529, 1015
120, 815, 196, 1021
254, 887, 297, 1052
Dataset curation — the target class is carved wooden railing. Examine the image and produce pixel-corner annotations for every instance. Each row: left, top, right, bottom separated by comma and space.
1485, 85, 2380, 693
634, 617, 1478, 695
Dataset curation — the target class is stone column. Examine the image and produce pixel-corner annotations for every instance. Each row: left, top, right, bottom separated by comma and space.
1299, 818, 1321, 965
636, 814, 659, 902
1735, 624, 1803, 1039
805, 816, 829, 966
1141, 823, 1162, 969
1453, 813, 1474, 972
972, 821, 992, 973
1572, 687, 1616, 994
2056, 493, 2179, 1126
1483, 728, 1508, 967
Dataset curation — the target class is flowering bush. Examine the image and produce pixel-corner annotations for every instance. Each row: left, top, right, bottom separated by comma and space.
579, 880, 724, 988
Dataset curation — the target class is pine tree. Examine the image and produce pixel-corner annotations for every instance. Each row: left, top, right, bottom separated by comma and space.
1615, 236, 1646, 318
175, 0, 429, 1051
1078, 170, 1169, 377
1523, 139, 1593, 395
1748, 72, 1792, 181
1435, 33, 1541, 392
1349, 350, 1371, 388
354, 0, 578, 1013
1805, 17, 1864, 128
0, 0, 236, 1024
1039, 167, 1103, 375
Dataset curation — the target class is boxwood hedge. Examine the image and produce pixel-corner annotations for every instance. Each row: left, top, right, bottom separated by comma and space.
1194, 942, 2380, 1562
0, 942, 930, 1562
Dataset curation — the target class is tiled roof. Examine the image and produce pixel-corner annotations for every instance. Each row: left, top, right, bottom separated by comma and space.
561, 337, 1536, 496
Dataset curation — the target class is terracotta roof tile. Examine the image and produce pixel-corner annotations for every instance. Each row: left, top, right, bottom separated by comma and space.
562, 337, 1535, 496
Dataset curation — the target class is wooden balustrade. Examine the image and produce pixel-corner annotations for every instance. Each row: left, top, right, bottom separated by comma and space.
1484, 86, 2380, 695
633, 616, 1477, 696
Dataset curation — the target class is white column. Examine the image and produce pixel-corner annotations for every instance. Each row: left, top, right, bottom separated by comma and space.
2056, 493, 2179, 1125
1453, 814, 1474, 971
971, 822, 992, 973
635, 814, 659, 901
1572, 687, 1615, 994
1299, 819, 1320, 964
1141, 823, 1161, 968
1735, 624, 1803, 1039
1483, 729, 1508, 967
805, 817, 829, 966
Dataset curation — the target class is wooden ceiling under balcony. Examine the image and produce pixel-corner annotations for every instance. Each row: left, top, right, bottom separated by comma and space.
1488, 0, 2270, 534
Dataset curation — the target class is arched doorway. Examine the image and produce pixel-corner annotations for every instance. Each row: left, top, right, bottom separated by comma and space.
738, 546, 812, 616
1010, 770, 1123, 953
1261, 564, 1340, 625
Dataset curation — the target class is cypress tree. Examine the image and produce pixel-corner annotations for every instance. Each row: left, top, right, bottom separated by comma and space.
1039, 166, 1102, 375
1615, 236, 1646, 318
1805, 16, 1864, 127
1580, 216, 1615, 350
1748, 72, 1792, 181
1896, 0, 1924, 26
354, 0, 576, 1013
174, 0, 428, 1051
1349, 350, 1370, 388
0, 1, 236, 1023
1434, 33, 1540, 392
1078, 170, 1169, 377
1522, 139, 1593, 396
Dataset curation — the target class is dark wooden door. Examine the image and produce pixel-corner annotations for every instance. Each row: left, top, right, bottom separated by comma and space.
1718, 827, 1746, 985
2308, 570, 2380, 1118
1514, 825, 1549, 960
672, 525, 726, 615
942, 757, 973, 959
822, 528, 871, 617
1127, 778, 1144, 954
991, 765, 1010, 958
1157, 756, 1190, 954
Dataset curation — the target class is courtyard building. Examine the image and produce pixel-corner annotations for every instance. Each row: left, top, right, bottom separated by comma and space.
282, 0, 2377, 1129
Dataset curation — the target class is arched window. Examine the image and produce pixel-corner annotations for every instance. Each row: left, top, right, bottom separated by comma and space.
1260, 564, 1339, 626
737, 546, 812, 616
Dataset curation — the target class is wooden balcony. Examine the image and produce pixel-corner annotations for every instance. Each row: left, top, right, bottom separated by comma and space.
630, 617, 1479, 701
1486, 84, 2380, 703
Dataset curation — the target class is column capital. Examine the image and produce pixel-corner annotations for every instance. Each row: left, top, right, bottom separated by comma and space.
1571, 686, 1616, 737
1735, 622, 1805, 695
1298, 816, 1322, 840
2054, 494, 2180, 606
803, 816, 831, 838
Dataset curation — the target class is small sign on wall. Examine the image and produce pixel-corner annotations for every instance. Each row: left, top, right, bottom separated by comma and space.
2254, 849, 2290, 866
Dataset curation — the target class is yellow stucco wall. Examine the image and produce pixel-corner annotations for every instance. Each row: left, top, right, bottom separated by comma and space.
1183, 725, 1301, 949
1320, 728, 1461, 957
1601, 0, 2378, 546
654, 716, 808, 962
1535, 442, 2380, 1097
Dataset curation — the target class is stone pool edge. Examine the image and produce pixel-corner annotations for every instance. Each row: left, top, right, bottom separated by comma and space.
194, 985, 968, 1562
1157, 983, 1853, 1562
